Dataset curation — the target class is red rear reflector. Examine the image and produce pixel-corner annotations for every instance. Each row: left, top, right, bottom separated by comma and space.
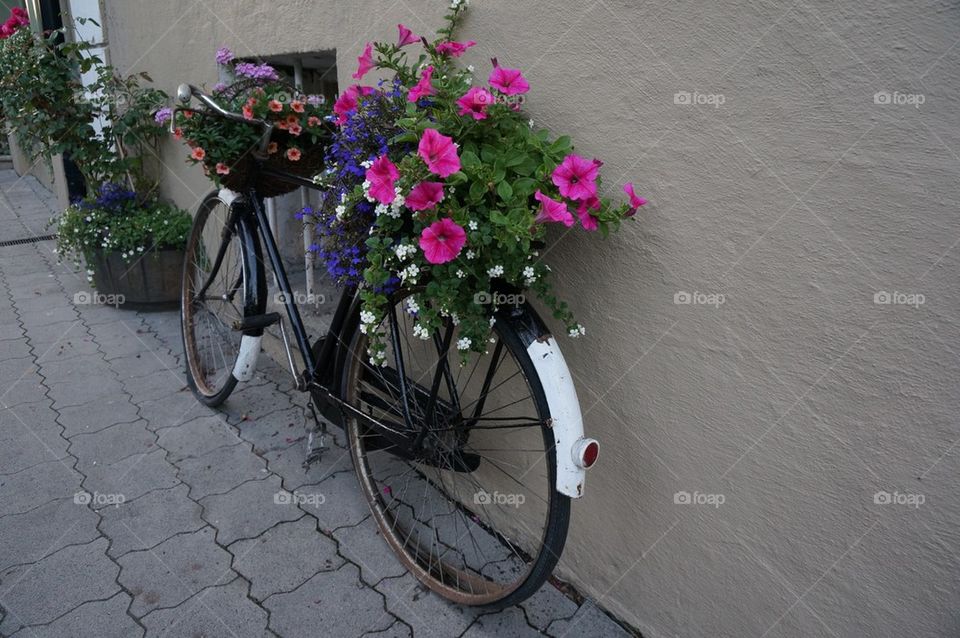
582, 441, 599, 467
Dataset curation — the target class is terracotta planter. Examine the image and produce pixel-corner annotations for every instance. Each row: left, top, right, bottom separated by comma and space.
89, 248, 184, 310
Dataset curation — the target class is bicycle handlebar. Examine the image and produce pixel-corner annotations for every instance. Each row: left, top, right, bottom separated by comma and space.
172, 83, 274, 154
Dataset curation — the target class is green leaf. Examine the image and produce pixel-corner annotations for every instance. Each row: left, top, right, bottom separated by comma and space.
489, 210, 510, 225
468, 180, 486, 202
460, 150, 480, 170
504, 152, 526, 167
496, 181, 513, 201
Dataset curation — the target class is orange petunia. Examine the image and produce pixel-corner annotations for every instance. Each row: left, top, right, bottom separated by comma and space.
286, 148, 302, 162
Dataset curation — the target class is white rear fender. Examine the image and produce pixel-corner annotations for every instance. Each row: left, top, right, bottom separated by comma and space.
525, 336, 595, 498
233, 335, 261, 382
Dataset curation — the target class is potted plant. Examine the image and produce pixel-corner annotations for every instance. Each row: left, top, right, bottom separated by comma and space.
54, 183, 191, 307
307, 1, 646, 363
0, 8, 191, 307
171, 49, 334, 197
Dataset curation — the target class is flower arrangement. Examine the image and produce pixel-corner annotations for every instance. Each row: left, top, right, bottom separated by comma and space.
170, 48, 334, 194
316, 1, 646, 363
54, 184, 192, 284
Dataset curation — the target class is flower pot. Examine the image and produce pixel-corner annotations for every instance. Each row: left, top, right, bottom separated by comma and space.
89, 248, 183, 310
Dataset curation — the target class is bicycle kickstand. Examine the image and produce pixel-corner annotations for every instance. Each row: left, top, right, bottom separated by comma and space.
302, 399, 328, 470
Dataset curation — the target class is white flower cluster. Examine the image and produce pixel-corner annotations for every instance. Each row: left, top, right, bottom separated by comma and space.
487, 264, 504, 278
399, 263, 420, 283
362, 180, 375, 202
412, 323, 431, 340
359, 310, 378, 334
468, 220, 478, 231
465, 250, 476, 260
456, 337, 472, 350
450, 0, 469, 8
523, 266, 537, 285
568, 324, 586, 338
405, 297, 420, 315
394, 244, 416, 260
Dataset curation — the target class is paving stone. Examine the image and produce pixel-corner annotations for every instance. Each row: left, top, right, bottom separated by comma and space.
0, 402, 69, 474
69, 419, 157, 470
333, 517, 407, 586
463, 608, 542, 637
301, 471, 370, 533
141, 577, 268, 638
200, 475, 303, 545
47, 372, 125, 410
264, 563, 394, 637
109, 350, 180, 381
21, 304, 79, 327
0, 377, 50, 408
221, 382, 296, 425
9, 592, 142, 638
8, 281, 62, 300
230, 516, 343, 601
156, 414, 243, 462
38, 353, 110, 383
119, 526, 235, 618
90, 322, 167, 360
34, 335, 101, 361
22, 319, 86, 350
0, 497, 101, 571
365, 621, 414, 638
377, 573, 479, 638
518, 583, 579, 631
265, 433, 353, 489
137, 392, 208, 431
99, 484, 204, 557
82, 447, 180, 504
0, 355, 36, 385
120, 372, 188, 403
234, 407, 301, 454
0, 338, 33, 360
58, 398, 142, 437
0, 458, 80, 516
0, 321, 26, 342
175, 442, 268, 500
0, 538, 120, 635
544, 602, 630, 638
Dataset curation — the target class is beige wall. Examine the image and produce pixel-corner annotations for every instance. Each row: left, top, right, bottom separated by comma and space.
103, 1, 960, 636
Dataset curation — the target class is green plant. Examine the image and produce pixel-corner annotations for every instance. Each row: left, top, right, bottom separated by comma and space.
53, 183, 192, 283
324, 3, 646, 362
0, 13, 167, 194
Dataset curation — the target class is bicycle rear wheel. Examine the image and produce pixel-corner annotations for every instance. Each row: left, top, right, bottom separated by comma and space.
181, 192, 247, 406
341, 293, 570, 609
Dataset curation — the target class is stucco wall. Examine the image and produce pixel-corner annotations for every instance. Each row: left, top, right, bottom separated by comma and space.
103, 1, 960, 636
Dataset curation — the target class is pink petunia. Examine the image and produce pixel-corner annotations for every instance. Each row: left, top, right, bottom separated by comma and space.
366, 155, 400, 204
216, 163, 231, 176
352, 42, 374, 80
190, 147, 206, 161
623, 182, 647, 217
397, 24, 419, 47
551, 154, 600, 201
333, 85, 373, 125
576, 195, 601, 231
286, 148, 302, 161
419, 219, 467, 264
406, 182, 445, 211
489, 61, 530, 96
534, 190, 575, 227
435, 40, 476, 57
407, 65, 435, 103
418, 128, 461, 177
456, 87, 494, 120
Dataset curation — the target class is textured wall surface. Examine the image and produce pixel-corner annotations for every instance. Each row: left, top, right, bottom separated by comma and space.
103, 1, 960, 636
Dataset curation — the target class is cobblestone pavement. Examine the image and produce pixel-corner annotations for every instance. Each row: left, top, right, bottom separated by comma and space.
0, 171, 632, 638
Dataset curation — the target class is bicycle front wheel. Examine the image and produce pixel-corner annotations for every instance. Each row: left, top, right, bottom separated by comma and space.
341, 293, 570, 609
181, 192, 247, 406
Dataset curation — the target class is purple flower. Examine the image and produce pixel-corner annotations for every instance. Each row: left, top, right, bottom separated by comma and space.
215, 46, 234, 65
212, 82, 227, 94
153, 107, 173, 125
307, 94, 324, 106
234, 62, 279, 81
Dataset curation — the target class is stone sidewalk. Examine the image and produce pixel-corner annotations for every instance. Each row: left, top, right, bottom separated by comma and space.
0, 170, 631, 638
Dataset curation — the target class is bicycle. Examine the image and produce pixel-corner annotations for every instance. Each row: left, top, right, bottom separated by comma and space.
172, 83, 600, 609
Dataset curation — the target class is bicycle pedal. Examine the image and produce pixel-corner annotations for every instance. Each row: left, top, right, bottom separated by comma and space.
232, 312, 281, 331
